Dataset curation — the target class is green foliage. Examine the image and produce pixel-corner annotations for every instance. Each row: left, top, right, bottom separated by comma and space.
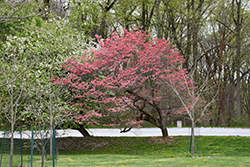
229, 116, 249, 127
183, 151, 192, 157
0, 12, 94, 129
69, 0, 101, 38
0, 0, 38, 42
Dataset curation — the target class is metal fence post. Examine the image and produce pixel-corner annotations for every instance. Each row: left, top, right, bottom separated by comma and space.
20, 130, 23, 166
31, 129, 34, 167
53, 128, 56, 167
0, 131, 6, 167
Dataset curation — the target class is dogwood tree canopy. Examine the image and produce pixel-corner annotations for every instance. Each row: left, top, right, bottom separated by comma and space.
55, 28, 190, 138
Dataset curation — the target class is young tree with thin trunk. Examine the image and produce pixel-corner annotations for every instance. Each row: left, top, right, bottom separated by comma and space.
0, 14, 91, 166
0, 35, 49, 167
166, 67, 218, 157
27, 81, 71, 166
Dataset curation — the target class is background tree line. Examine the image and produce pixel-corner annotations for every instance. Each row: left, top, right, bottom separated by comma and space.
76, 0, 250, 127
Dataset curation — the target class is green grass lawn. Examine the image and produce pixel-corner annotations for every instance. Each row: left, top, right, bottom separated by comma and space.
1, 136, 250, 166
2, 154, 249, 167
52, 155, 250, 167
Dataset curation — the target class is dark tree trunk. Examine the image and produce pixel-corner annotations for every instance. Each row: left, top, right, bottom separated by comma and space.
234, 0, 242, 118
156, 0, 161, 38
142, 0, 146, 31
219, 88, 226, 126
161, 127, 168, 138
75, 124, 91, 137
100, 0, 117, 38
185, 0, 191, 70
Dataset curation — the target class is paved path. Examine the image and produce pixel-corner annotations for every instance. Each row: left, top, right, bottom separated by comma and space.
1, 128, 249, 139
78, 127, 250, 137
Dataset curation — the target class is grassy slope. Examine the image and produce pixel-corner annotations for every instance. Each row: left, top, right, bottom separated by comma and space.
1, 136, 250, 166
55, 136, 250, 166
57, 136, 250, 157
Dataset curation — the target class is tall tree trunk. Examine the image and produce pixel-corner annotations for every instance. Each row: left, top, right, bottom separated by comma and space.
218, 51, 226, 126
156, 0, 162, 38
191, 0, 198, 69
100, 0, 117, 38
100, 12, 107, 38
219, 88, 226, 126
185, 0, 191, 70
228, 83, 235, 123
234, 0, 242, 118
142, 0, 146, 30
236, 76, 241, 117
218, 29, 227, 126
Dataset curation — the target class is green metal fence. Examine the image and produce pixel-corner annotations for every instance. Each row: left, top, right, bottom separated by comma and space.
0, 129, 24, 167
0, 128, 58, 167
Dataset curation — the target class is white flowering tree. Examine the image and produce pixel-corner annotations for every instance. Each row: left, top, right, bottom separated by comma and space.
0, 16, 92, 166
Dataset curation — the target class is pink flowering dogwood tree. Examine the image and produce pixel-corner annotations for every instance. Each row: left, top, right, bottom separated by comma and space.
54, 28, 189, 138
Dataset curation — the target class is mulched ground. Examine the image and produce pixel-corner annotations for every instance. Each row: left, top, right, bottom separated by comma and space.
148, 136, 177, 144
0, 136, 178, 154
57, 137, 111, 152
56, 136, 178, 153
